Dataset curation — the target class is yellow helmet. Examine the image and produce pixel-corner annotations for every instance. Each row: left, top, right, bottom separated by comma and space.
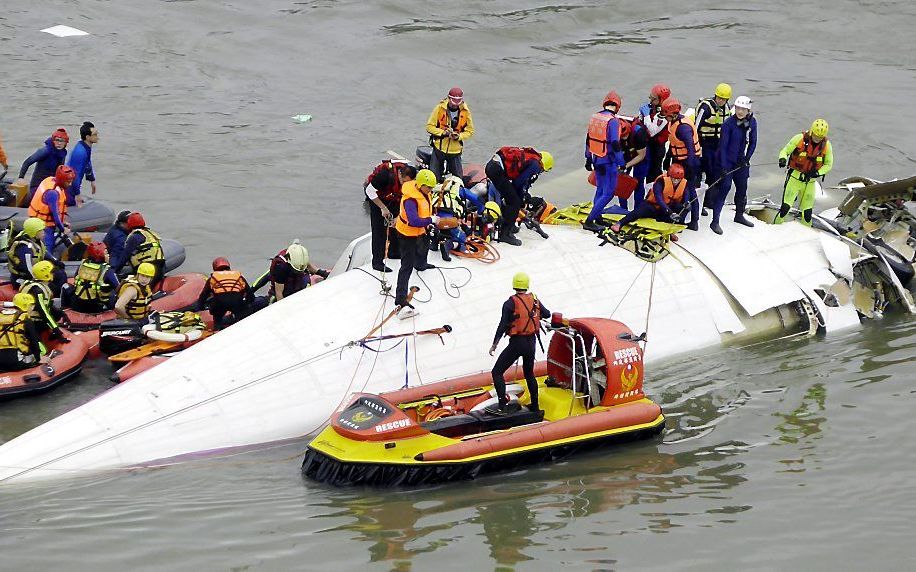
13, 292, 34, 311
137, 262, 157, 278
810, 118, 829, 138
23, 217, 45, 238
714, 83, 732, 100
512, 272, 530, 291
539, 151, 554, 172
484, 201, 502, 222
415, 169, 437, 189
32, 260, 54, 281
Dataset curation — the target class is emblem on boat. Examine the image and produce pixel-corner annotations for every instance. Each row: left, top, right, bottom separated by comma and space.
620, 363, 638, 392
350, 411, 374, 423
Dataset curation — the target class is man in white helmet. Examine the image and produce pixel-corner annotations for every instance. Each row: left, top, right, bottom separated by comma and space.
252, 240, 329, 303
711, 95, 758, 234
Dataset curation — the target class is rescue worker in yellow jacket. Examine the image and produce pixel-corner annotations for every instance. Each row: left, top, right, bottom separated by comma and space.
425, 87, 474, 181
0, 293, 46, 372
61, 241, 120, 314
695, 83, 732, 214
115, 262, 156, 321
6, 217, 50, 287
394, 169, 439, 319
776, 119, 834, 226
197, 257, 254, 329
113, 212, 165, 284
18, 260, 68, 340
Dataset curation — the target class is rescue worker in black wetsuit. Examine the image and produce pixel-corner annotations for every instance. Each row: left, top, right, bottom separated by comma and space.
488, 272, 551, 415
197, 257, 254, 329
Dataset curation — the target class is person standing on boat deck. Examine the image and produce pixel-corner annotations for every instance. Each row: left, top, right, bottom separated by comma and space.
197, 257, 254, 329
425, 87, 474, 181
489, 272, 551, 415
611, 164, 688, 235
484, 147, 554, 246
662, 98, 701, 231
583, 91, 626, 232
0, 293, 47, 372
712, 96, 758, 234
28, 164, 75, 253
394, 169, 439, 319
638, 84, 671, 181
16, 128, 69, 198
695, 83, 732, 215
65, 121, 99, 207
103, 210, 131, 269
364, 160, 415, 272
776, 119, 834, 226
620, 118, 650, 209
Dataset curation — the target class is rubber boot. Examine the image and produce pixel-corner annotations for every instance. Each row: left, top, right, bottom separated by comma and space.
439, 242, 452, 262
582, 219, 604, 233
499, 226, 522, 246
734, 213, 755, 227
710, 221, 724, 235
687, 221, 699, 231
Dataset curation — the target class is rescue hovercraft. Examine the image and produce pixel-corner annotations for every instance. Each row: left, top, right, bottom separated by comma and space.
302, 316, 665, 487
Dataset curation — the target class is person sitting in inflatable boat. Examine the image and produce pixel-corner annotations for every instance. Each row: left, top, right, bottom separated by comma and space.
0, 293, 46, 372
114, 262, 156, 322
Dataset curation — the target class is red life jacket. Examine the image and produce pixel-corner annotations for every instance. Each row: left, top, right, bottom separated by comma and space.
586, 112, 620, 158
208, 270, 246, 295
646, 175, 687, 207
497, 146, 542, 180
787, 132, 828, 173
364, 161, 403, 204
508, 293, 540, 336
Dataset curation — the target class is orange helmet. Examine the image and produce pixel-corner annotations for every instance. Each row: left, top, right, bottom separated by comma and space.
650, 84, 671, 102
619, 119, 632, 140
86, 241, 107, 262
55, 165, 76, 185
127, 212, 146, 230
668, 163, 685, 179
603, 90, 621, 110
661, 97, 682, 116
212, 257, 231, 271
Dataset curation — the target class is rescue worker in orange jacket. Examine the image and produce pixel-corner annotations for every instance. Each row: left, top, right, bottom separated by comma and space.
394, 169, 439, 319
197, 257, 254, 329
610, 164, 688, 236
425, 87, 474, 180
488, 272, 551, 415
775, 119, 834, 226
661, 97, 701, 230
583, 91, 626, 232
364, 160, 416, 272
28, 164, 75, 252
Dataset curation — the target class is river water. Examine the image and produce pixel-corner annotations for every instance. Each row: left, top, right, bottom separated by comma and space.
2, 0, 915, 569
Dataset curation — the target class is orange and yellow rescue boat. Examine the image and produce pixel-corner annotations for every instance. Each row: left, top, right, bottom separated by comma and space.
302, 317, 665, 487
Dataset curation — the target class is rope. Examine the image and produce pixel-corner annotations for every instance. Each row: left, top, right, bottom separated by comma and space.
642, 263, 657, 350
608, 260, 651, 319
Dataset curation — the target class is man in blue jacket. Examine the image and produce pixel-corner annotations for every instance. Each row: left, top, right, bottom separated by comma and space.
16, 128, 69, 197
584, 91, 626, 232
712, 96, 758, 234
103, 210, 131, 270
65, 122, 99, 206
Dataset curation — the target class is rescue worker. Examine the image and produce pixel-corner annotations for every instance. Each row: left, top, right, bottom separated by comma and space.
776, 119, 834, 226
620, 118, 650, 208
15, 128, 69, 196
712, 95, 758, 234
695, 83, 732, 214
484, 147, 553, 246
394, 169, 439, 318
429, 175, 468, 261
488, 272, 551, 415
638, 84, 672, 181
114, 262, 156, 321
6, 217, 49, 287
584, 91, 626, 232
0, 293, 46, 372
65, 121, 99, 206
28, 164, 75, 253
610, 164, 688, 235
252, 241, 328, 303
662, 97, 701, 230
61, 241, 119, 313
0, 126, 8, 172
197, 257, 253, 329
114, 212, 164, 283
18, 260, 68, 338
425, 87, 474, 180
365, 160, 416, 272
103, 210, 131, 268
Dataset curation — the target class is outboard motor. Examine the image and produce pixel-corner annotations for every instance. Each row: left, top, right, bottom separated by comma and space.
415, 146, 432, 170
98, 318, 146, 356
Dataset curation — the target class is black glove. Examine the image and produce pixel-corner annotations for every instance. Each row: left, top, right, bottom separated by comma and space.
585, 157, 593, 171
618, 165, 627, 173
778, 158, 787, 169
316, 269, 330, 279
807, 170, 820, 181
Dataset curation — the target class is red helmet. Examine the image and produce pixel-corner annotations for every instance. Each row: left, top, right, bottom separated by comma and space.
650, 84, 671, 102
619, 119, 632, 140
212, 257, 231, 271
127, 212, 146, 230
51, 128, 70, 143
86, 241, 107, 262
54, 165, 76, 185
668, 163, 685, 179
603, 90, 621, 110
448, 87, 464, 105
661, 97, 682, 116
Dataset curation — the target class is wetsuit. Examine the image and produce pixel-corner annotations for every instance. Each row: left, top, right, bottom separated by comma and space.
491, 293, 551, 411
585, 110, 626, 222
715, 114, 758, 226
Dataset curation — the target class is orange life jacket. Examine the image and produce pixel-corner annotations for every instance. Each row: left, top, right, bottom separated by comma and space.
646, 175, 687, 207
28, 177, 68, 227
497, 147, 542, 180
508, 293, 540, 336
586, 112, 620, 158
364, 161, 403, 204
208, 270, 246, 295
668, 116, 702, 161
395, 181, 431, 238
787, 131, 828, 173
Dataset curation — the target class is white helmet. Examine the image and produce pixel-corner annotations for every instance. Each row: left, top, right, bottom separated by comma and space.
734, 96, 752, 110
286, 240, 310, 272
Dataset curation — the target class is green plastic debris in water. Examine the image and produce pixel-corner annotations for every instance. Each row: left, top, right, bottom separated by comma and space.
291, 114, 312, 124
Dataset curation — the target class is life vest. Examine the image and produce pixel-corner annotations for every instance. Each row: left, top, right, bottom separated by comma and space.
433, 178, 465, 218
695, 98, 730, 142
508, 293, 540, 336
586, 111, 620, 158
668, 116, 702, 161
0, 309, 30, 353
74, 260, 113, 303
127, 228, 164, 268
430, 101, 471, 153
646, 175, 687, 207
395, 181, 431, 238
496, 146, 543, 180
28, 177, 68, 227
118, 277, 152, 320
364, 161, 403, 204
6, 233, 46, 277
787, 131, 828, 174
19, 280, 53, 321
208, 270, 246, 295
